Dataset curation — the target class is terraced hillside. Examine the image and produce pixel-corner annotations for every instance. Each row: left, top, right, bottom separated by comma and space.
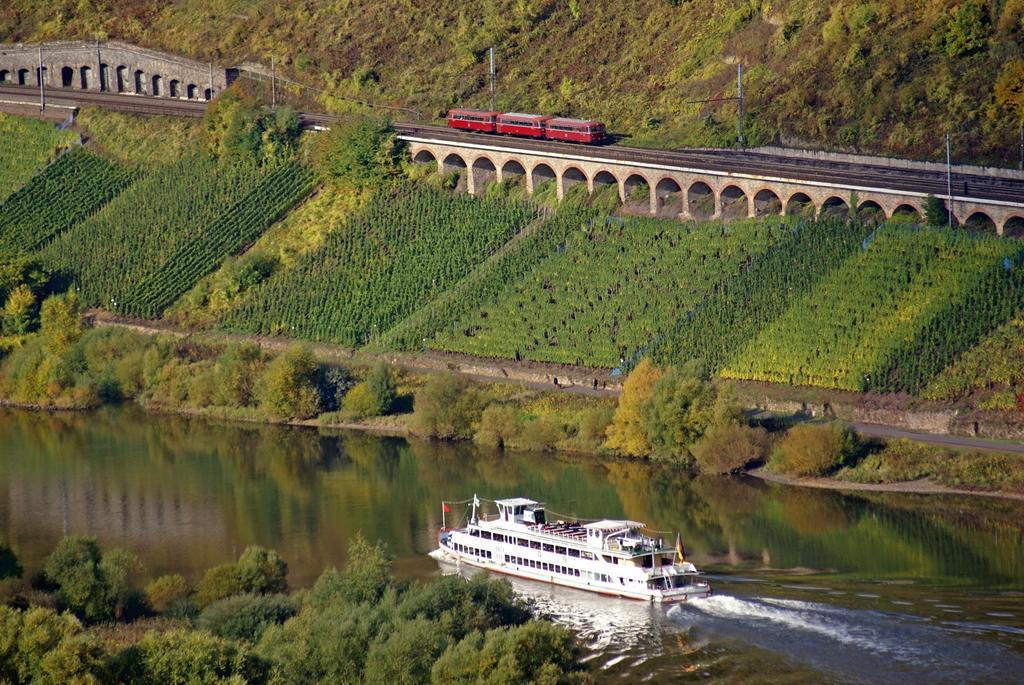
0, 148, 134, 253
4, 1, 1022, 164
430, 217, 790, 367
221, 183, 538, 345
0, 114, 78, 202
722, 226, 1024, 392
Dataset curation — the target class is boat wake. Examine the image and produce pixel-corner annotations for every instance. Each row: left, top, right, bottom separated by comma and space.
670, 594, 1024, 685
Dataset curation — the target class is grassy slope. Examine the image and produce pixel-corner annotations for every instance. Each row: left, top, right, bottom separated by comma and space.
0, 114, 79, 202
1, 1, 1021, 164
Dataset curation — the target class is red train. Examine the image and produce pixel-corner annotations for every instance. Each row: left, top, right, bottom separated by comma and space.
447, 108, 606, 144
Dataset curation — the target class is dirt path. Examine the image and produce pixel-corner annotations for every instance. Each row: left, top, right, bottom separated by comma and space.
747, 467, 1024, 502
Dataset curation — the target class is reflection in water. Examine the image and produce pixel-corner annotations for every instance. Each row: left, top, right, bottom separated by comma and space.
1, 406, 1023, 683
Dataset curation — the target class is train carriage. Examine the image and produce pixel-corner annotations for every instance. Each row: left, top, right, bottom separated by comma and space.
545, 117, 606, 144
496, 112, 552, 138
446, 108, 500, 133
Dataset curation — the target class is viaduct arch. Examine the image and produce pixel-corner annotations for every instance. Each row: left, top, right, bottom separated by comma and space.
0, 41, 232, 101
406, 139, 1024, 235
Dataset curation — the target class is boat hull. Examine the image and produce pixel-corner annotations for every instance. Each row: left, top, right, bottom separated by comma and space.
431, 546, 711, 603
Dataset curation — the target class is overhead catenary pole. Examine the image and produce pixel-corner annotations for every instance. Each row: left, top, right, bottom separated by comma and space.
737, 63, 745, 147
271, 56, 276, 107
209, 61, 214, 100
1019, 122, 1023, 171
38, 46, 44, 111
489, 47, 497, 111
946, 133, 953, 230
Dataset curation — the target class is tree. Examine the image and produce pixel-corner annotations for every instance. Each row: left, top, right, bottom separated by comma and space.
43, 537, 111, 623
197, 593, 298, 642
924, 194, 948, 227
691, 424, 771, 474
237, 546, 289, 595
365, 363, 397, 415
474, 404, 522, 448
640, 363, 717, 461
996, 59, 1024, 121
315, 115, 402, 187
195, 564, 246, 608
257, 345, 321, 419
772, 423, 857, 476
410, 374, 481, 439
363, 617, 448, 685
145, 574, 190, 613
214, 343, 264, 407
203, 85, 300, 166
39, 290, 82, 356
133, 628, 267, 684
604, 358, 662, 457
2, 285, 36, 336
0, 606, 105, 685
99, 548, 144, 619
941, 0, 989, 58
0, 543, 22, 581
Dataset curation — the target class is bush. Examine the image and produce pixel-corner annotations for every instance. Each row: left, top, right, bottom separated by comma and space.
342, 382, 380, 419
195, 564, 246, 608
0, 606, 105, 684
43, 536, 111, 623
771, 423, 857, 476
365, 363, 397, 415
364, 617, 449, 685
145, 574, 190, 613
474, 404, 522, 448
237, 546, 289, 595
574, 406, 614, 451
257, 345, 321, 419
516, 416, 564, 452
0, 543, 22, 581
131, 628, 268, 684
604, 358, 661, 457
410, 374, 481, 440
691, 424, 771, 474
314, 115, 401, 187
639, 363, 716, 461
198, 593, 299, 642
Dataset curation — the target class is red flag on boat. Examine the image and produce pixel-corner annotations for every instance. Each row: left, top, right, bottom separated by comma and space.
442, 502, 451, 513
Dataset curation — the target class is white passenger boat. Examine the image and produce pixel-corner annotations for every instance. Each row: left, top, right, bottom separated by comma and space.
432, 496, 711, 603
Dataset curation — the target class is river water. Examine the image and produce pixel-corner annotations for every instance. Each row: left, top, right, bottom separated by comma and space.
1, 405, 1022, 684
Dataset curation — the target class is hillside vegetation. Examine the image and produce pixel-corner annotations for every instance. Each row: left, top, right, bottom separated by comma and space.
0, 114, 78, 202
2, 1, 1023, 164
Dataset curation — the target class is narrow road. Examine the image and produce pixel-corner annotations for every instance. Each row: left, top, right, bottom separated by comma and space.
850, 422, 1024, 454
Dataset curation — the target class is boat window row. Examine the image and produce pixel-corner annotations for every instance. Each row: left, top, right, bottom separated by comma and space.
453, 542, 492, 559
505, 555, 581, 577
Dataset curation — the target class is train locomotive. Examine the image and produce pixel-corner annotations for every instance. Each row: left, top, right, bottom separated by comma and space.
447, 108, 606, 144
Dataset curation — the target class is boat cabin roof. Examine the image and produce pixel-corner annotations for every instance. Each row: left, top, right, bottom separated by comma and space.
583, 519, 644, 531
495, 497, 541, 508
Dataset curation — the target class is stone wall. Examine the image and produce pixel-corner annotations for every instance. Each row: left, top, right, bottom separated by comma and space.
0, 41, 231, 100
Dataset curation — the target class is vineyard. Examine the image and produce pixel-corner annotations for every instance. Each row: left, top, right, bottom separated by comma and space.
0, 148, 134, 253
41, 155, 313, 316
648, 218, 871, 373
430, 216, 791, 367
220, 183, 538, 345
721, 226, 1024, 392
923, 313, 1024, 401
0, 114, 79, 202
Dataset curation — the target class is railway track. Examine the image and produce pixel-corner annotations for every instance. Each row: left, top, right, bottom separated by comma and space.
2, 84, 1020, 206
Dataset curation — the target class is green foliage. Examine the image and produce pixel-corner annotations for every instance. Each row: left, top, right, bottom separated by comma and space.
43, 537, 111, 623
923, 313, 1024, 400
516, 416, 565, 452
474, 404, 522, 448
771, 423, 857, 477
381, 206, 595, 352
605, 358, 661, 457
204, 87, 301, 166
651, 218, 869, 373
639, 363, 717, 461
924, 195, 948, 227
410, 373, 482, 439
223, 183, 536, 346
938, 0, 990, 58
144, 574, 190, 614
0, 545, 20, 584
257, 345, 321, 419
315, 116, 402, 187
996, 59, 1024, 120
198, 593, 298, 643
365, 362, 397, 415
722, 226, 1024, 393
38, 153, 312, 317
0, 148, 134, 254
75, 108, 202, 169
434, 216, 788, 367
364, 617, 449, 685
130, 628, 267, 685
0, 606, 105, 684
99, 548, 144, 619
237, 546, 289, 595
691, 423, 771, 474
196, 565, 246, 608
0, 114, 78, 203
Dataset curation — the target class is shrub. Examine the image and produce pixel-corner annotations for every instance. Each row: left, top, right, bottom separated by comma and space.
195, 564, 246, 608
691, 424, 771, 474
640, 364, 716, 461
605, 358, 661, 457
314, 115, 402, 187
474, 404, 522, 448
237, 546, 289, 595
342, 382, 379, 419
516, 416, 564, 452
132, 628, 268, 684
257, 345, 321, 419
410, 374, 481, 440
574, 406, 614, 451
364, 617, 449, 685
0, 543, 22, 581
309, 534, 393, 607
197, 593, 299, 642
0, 606, 105, 684
100, 547, 146, 620
365, 362, 397, 415
43, 536, 111, 623
145, 574, 190, 613
772, 423, 857, 476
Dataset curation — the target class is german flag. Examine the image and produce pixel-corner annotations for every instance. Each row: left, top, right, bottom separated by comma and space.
675, 533, 685, 564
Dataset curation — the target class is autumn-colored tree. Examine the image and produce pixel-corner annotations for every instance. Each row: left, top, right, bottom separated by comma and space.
996, 59, 1024, 120
604, 358, 662, 457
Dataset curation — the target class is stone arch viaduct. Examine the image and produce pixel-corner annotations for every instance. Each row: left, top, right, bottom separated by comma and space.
401, 134, 1024, 236
0, 41, 232, 101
